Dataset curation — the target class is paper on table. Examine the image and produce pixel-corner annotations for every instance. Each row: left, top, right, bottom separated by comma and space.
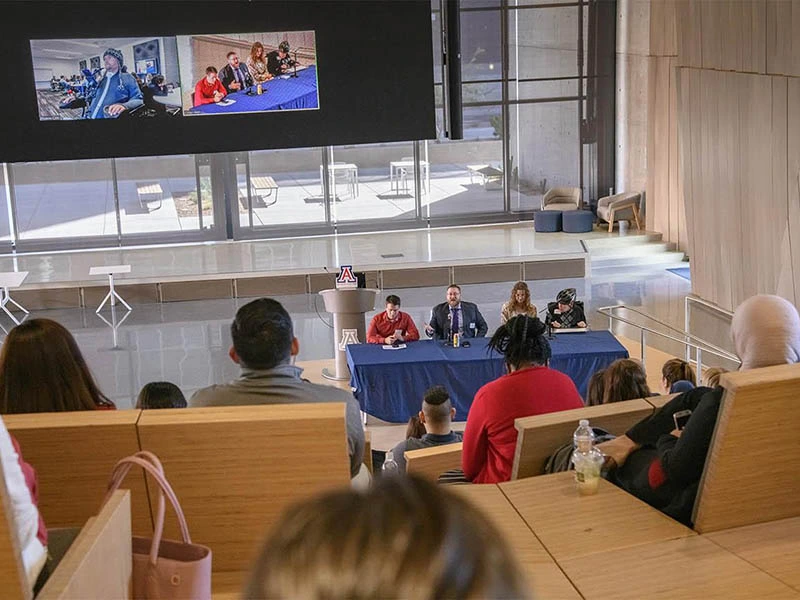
382, 344, 407, 350
216, 98, 236, 106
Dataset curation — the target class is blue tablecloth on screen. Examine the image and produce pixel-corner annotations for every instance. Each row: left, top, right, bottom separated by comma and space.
346, 331, 628, 422
189, 66, 318, 114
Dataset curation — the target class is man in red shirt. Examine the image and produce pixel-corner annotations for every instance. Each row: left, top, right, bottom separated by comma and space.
367, 295, 420, 344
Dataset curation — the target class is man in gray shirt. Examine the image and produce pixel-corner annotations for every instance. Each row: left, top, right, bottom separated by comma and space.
192, 298, 365, 478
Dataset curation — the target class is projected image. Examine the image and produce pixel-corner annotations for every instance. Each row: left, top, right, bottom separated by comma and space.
30, 37, 182, 120
177, 31, 318, 116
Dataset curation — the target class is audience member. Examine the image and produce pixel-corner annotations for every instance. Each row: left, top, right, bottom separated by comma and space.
426, 284, 488, 340
599, 294, 800, 525
85, 48, 143, 119
585, 368, 606, 406
266, 41, 294, 77
462, 316, 583, 483
190, 298, 365, 478
661, 358, 696, 393
194, 66, 226, 106
405, 415, 426, 439
218, 51, 254, 94
247, 42, 272, 84
136, 382, 187, 409
390, 386, 463, 472
702, 366, 728, 388
547, 288, 587, 328
0, 319, 114, 413
367, 294, 420, 344
0, 416, 47, 590
243, 474, 531, 599
603, 358, 651, 404
500, 281, 537, 324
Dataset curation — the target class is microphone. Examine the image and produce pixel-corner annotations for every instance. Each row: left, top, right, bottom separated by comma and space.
446, 311, 452, 344
544, 313, 554, 340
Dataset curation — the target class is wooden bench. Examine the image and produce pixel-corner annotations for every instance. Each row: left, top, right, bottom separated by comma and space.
250, 176, 279, 207
136, 181, 163, 211
693, 364, 800, 533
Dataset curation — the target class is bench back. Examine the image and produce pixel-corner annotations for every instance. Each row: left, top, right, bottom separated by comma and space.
693, 364, 800, 533
511, 399, 655, 479
136, 403, 351, 573
406, 442, 463, 480
4, 411, 151, 535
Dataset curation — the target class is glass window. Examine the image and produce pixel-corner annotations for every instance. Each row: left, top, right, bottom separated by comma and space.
11, 159, 118, 241
0, 165, 13, 241
461, 10, 503, 82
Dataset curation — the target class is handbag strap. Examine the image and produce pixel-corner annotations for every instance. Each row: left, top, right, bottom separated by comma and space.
103, 453, 192, 565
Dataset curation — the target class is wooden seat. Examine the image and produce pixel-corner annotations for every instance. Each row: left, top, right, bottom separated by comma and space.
136, 403, 351, 573
136, 181, 163, 211
693, 364, 800, 533
250, 176, 279, 206
4, 411, 152, 535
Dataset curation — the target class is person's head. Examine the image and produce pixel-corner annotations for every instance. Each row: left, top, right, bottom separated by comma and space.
446, 284, 461, 307
152, 74, 165, 86
661, 358, 696, 392
250, 41, 265, 61
556, 288, 576, 313
385, 294, 401, 320
419, 385, 455, 434
731, 294, 800, 370
102, 48, 123, 73
243, 474, 531, 599
136, 382, 187, 410
488, 315, 551, 372
205, 66, 218, 83
510, 281, 531, 308
278, 40, 290, 58
230, 298, 298, 370
0, 319, 112, 413
586, 369, 606, 406
226, 51, 240, 67
702, 366, 729, 388
405, 415, 426, 439
603, 358, 651, 404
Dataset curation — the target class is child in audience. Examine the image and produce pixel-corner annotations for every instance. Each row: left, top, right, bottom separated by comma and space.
462, 315, 583, 483
602, 358, 651, 404
136, 382, 187, 409
390, 386, 462, 472
0, 319, 115, 413
598, 295, 800, 526
586, 369, 606, 406
244, 475, 531, 599
661, 358, 696, 393
701, 366, 728, 388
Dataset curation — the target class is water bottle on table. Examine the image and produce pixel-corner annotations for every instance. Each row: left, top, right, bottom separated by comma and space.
572, 419, 604, 495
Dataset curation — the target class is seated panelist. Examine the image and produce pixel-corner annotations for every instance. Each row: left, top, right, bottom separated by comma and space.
547, 288, 587, 329
367, 295, 420, 345
425, 284, 488, 340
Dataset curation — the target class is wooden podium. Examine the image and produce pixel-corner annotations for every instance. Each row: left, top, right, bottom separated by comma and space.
319, 288, 379, 381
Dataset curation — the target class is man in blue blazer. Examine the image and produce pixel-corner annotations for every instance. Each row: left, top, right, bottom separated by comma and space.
425, 284, 488, 340
218, 51, 254, 94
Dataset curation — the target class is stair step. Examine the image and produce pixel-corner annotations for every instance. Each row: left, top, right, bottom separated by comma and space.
582, 232, 664, 250
588, 242, 674, 258
590, 251, 687, 268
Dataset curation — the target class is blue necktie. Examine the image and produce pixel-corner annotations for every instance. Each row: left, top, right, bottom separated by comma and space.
451, 308, 460, 334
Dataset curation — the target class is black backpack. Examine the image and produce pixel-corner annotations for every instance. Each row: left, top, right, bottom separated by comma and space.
543, 427, 616, 474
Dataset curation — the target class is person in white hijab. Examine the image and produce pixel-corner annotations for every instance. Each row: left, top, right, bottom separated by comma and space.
597, 294, 800, 525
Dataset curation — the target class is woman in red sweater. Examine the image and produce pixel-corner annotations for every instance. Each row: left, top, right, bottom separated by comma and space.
462, 315, 583, 483
194, 66, 227, 106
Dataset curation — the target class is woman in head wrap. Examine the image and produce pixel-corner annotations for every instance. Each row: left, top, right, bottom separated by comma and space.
598, 295, 800, 525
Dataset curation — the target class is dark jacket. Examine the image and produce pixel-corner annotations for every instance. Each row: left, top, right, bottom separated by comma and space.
429, 301, 488, 339
610, 386, 723, 526
266, 50, 289, 76
218, 63, 254, 93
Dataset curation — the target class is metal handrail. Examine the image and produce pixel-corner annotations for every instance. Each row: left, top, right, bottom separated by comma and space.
597, 304, 740, 375
684, 294, 734, 362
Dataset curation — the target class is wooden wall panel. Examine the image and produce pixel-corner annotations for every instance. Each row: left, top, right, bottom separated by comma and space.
669, 59, 687, 251
714, 72, 738, 311
766, 0, 796, 76
650, 0, 678, 57
676, 0, 703, 67
646, 57, 670, 234
747, 0, 768, 74
701, 0, 723, 70
787, 78, 800, 303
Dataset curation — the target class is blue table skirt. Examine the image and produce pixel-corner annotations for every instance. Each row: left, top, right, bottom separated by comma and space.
189, 66, 318, 114
346, 331, 629, 422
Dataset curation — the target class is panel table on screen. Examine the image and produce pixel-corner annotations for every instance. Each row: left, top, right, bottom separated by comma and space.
346, 332, 629, 422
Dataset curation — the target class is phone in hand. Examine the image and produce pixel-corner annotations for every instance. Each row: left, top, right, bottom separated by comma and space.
673, 409, 692, 431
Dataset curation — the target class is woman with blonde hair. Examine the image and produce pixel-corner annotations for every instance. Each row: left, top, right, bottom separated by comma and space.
247, 41, 271, 84
244, 474, 531, 599
500, 281, 537, 324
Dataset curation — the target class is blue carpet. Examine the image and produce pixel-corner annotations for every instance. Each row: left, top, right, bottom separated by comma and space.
667, 267, 691, 281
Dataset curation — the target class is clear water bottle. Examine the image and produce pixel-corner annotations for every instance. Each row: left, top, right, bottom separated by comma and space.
572, 419, 604, 495
382, 450, 399, 475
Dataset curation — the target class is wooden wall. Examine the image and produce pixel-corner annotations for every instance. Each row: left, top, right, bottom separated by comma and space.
644, 0, 800, 310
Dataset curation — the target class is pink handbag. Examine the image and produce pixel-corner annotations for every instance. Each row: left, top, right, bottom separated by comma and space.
102, 451, 212, 600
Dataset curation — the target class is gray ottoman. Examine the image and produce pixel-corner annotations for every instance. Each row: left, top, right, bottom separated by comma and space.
562, 210, 594, 233
534, 210, 562, 233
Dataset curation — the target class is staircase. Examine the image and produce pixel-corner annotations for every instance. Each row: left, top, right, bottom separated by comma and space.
584, 232, 687, 272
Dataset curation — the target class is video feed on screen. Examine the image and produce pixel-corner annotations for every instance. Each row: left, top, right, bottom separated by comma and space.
177, 31, 318, 116
30, 37, 182, 120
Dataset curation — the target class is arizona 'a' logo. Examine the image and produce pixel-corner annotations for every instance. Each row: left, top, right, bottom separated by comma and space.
339, 329, 360, 350
336, 265, 358, 287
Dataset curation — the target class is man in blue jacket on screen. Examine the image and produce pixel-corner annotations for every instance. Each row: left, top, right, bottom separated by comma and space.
85, 48, 143, 119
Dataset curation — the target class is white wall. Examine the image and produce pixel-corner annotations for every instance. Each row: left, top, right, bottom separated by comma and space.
32, 57, 80, 88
